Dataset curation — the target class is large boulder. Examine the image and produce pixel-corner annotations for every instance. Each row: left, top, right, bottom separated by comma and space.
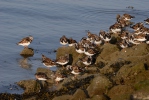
87, 74, 113, 97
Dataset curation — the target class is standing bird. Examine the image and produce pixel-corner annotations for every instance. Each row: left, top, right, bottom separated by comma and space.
17, 36, 33, 48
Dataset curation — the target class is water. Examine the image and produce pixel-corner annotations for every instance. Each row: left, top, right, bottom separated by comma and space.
0, 0, 149, 94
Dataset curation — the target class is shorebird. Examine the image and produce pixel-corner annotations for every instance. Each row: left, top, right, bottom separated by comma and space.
68, 37, 77, 46
35, 72, 49, 81
75, 43, 85, 54
145, 34, 149, 44
144, 18, 149, 24
120, 31, 129, 40
42, 54, 56, 69
67, 64, 83, 78
94, 35, 103, 45
17, 36, 33, 48
55, 54, 69, 68
133, 34, 146, 42
119, 40, 129, 49
60, 35, 69, 46
86, 31, 96, 43
103, 33, 111, 43
109, 23, 122, 34
122, 13, 135, 21
84, 47, 98, 56
54, 72, 66, 84
79, 55, 93, 68
131, 22, 144, 31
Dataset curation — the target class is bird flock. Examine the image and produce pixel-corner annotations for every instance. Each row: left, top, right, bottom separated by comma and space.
17, 13, 149, 84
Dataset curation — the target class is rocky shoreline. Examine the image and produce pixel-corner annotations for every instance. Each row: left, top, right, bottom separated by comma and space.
1, 37, 149, 100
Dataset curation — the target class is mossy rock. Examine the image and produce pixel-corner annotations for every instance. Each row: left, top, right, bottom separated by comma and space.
20, 48, 34, 57
71, 89, 87, 100
114, 62, 146, 85
56, 46, 85, 65
134, 80, 149, 91
86, 94, 110, 100
97, 43, 119, 61
132, 80, 149, 100
17, 79, 40, 94
52, 95, 72, 100
108, 85, 134, 100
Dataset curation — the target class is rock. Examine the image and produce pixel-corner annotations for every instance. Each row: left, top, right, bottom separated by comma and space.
87, 74, 113, 97
108, 85, 134, 100
20, 48, 34, 57
56, 46, 85, 65
132, 79, 149, 100
52, 95, 72, 100
86, 94, 110, 100
97, 43, 119, 61
71, 89, 87, 100
17, 79, 39, 93
114, 62, 146, 85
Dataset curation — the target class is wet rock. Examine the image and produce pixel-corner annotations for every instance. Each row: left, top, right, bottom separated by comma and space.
71, 89, 87, 100
20, 48, 34, 57
108, 85, 134, 100
87, 74, 113, 97
17, 79, 39, 94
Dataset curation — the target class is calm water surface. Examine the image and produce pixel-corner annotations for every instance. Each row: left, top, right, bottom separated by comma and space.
0, 0, 149, 93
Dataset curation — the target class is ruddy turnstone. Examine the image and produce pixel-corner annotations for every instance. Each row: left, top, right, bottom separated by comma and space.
17, 36, 33, 48
120, 31, 129, 40
55, 54, 69, 68
119, 40, 128, 49
68, 37, 77, 46
145, 34, 149, 44
131, 22, 144, 31
54, 72, 66, 84
79, 55, 93, 68
122, 13, 135, 21
60, 35, 69, 46
144, 18, 149, 24
134, 34, 146, 42
109, 23, 122, 34
103, 33, 111, 43
35, 72, 49, 81
94, 35, 103, 45
84, 47, 98, 56
116, 14, 121, 22
128, 35, 140, 45
75, 43, 85, 54
86, 31, 96, 43
70, 64, 83, 78
99, 30, 106, 39
42, 54, 56, 69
